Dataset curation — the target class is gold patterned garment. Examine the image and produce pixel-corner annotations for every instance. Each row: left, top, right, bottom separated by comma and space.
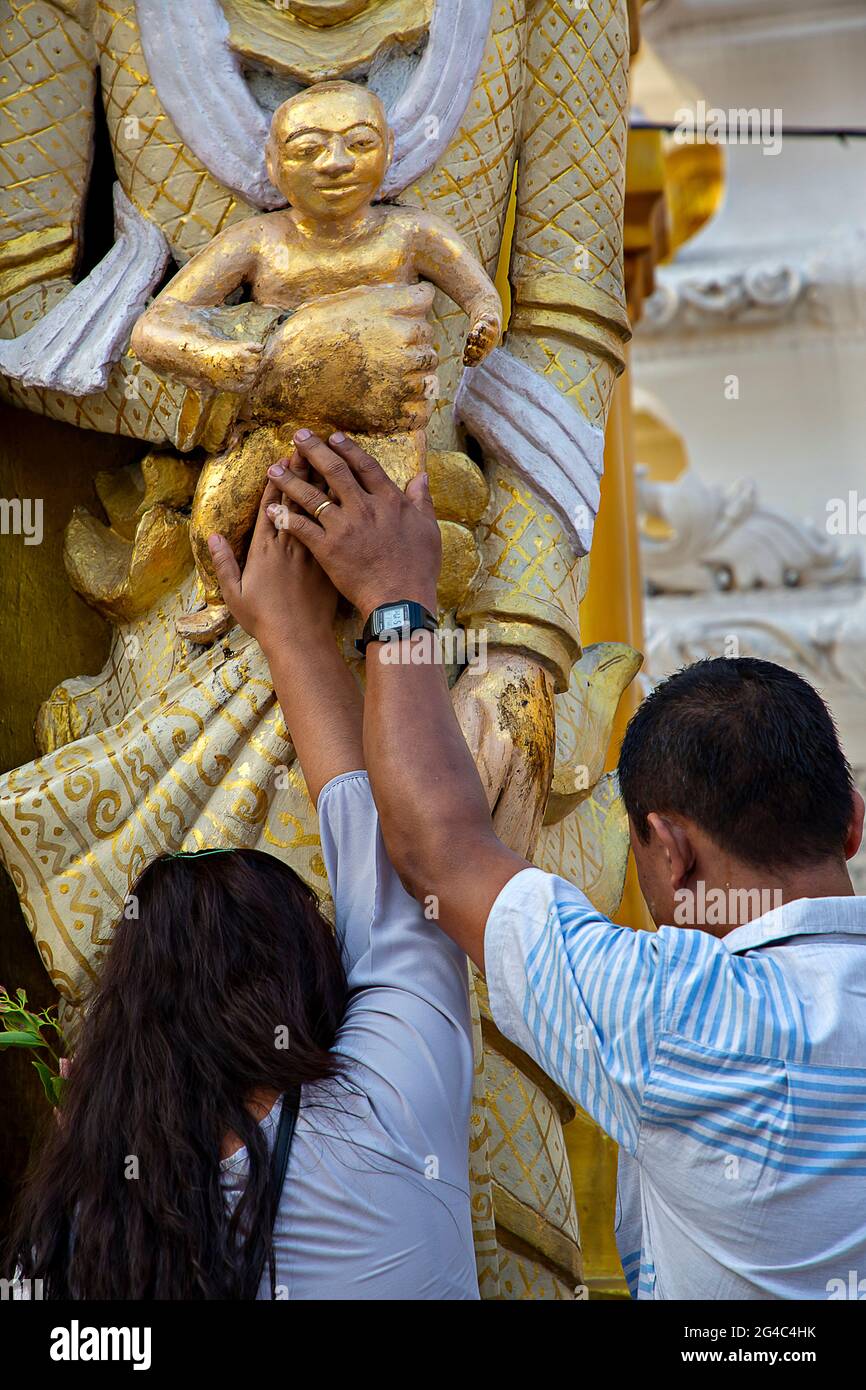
2, 579, 332, 1001
1, 576, 635, 1003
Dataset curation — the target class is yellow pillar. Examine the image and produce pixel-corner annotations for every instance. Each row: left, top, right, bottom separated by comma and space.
619, 350, 646, 659
494, 167, 517, 330
568, 351, 652, 1300
581, 349, 650, 935
582, 376, 635, 650
581, 358, 644, 724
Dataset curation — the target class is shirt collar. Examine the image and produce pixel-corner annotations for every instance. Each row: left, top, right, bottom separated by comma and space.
722, 895, 866, 954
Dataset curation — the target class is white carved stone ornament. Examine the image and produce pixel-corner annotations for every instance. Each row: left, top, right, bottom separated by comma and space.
643, 264, 810, 333
639, 467, 862, 594
644, 579, 866, 897
0, 187, 169, 395
640, 468, 866, 890
455, 351, 606, 556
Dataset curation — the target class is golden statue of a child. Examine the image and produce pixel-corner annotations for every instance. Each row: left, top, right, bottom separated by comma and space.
132, 80, 501, 641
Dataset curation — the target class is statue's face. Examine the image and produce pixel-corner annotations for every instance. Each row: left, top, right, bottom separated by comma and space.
268, 84, 392, 219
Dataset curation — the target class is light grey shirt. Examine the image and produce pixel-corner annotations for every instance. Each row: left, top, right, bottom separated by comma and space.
221, 771, 478, 1300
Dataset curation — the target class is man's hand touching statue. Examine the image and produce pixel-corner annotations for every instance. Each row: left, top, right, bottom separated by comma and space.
224, 431, 556, 860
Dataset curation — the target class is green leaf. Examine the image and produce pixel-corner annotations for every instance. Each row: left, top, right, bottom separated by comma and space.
0, 1008, 41, 1033
32, 1057, 60, 1106
0, 1030, 44, 1049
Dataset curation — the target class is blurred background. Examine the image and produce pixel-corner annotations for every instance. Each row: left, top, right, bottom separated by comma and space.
632, 0, 866, 890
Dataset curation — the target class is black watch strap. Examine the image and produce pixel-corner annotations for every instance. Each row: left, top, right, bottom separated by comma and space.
355, 601, 438, 655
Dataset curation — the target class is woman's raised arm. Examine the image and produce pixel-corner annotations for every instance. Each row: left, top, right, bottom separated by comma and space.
208, 452, 364, 804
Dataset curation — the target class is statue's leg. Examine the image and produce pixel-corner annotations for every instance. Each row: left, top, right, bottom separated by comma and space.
179, 425, 287, 642
352, 429, 426, 490
179, 425, 427, 642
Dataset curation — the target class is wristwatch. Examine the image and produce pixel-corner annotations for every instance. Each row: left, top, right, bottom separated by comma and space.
355, 601, 438, 655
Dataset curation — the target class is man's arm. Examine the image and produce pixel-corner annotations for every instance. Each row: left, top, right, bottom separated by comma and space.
262, 431, 527, 967
364, 638, 526, 968
256, 434, 672, 1140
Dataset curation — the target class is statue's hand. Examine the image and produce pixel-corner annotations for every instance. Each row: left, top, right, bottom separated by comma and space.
130, 300, 266, 395
211, 339, 265, 393
452, 648, 556, 859
463, 308, 501, 367
247, 282, 439, 431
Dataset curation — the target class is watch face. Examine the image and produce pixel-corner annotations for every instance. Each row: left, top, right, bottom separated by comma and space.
378, 604, 408, 631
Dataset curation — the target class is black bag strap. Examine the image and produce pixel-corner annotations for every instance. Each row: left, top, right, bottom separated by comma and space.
257, 1084, 301, 1300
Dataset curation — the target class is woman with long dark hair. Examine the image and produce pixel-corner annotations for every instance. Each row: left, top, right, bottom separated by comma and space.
9, 460, 477, 1299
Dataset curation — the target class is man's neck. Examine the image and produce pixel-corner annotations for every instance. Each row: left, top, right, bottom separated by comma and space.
687, 859, 855, 939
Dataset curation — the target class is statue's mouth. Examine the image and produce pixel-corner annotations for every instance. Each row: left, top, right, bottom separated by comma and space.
317, 183, 361, 196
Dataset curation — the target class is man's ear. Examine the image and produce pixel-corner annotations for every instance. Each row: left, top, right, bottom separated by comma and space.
646, 813, 695, 890
845, 789, 865, 861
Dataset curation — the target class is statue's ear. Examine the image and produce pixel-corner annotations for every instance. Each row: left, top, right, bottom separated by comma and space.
385, 129, 395, 171
265, 136, 278, 189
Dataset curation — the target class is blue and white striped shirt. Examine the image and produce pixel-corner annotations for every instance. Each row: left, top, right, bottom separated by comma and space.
484, 868, 866, 1300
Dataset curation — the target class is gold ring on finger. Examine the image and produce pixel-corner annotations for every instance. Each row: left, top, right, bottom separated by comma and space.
313, 499, 333, 519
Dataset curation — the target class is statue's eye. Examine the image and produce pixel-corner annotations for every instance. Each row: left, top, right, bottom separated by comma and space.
288, 141, 325, 159
343, 125, 380, 152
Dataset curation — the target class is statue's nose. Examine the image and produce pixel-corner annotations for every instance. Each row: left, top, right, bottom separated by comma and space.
317, 137, 356, 175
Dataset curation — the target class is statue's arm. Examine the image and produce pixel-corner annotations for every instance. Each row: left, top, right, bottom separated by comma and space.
446, 1, 632, 856
131, 222, 264, 393
412, 216, 501, 364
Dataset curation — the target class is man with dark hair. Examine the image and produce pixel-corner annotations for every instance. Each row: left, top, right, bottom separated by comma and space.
220, 432, 866, 1301
618, 656, 859, 926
